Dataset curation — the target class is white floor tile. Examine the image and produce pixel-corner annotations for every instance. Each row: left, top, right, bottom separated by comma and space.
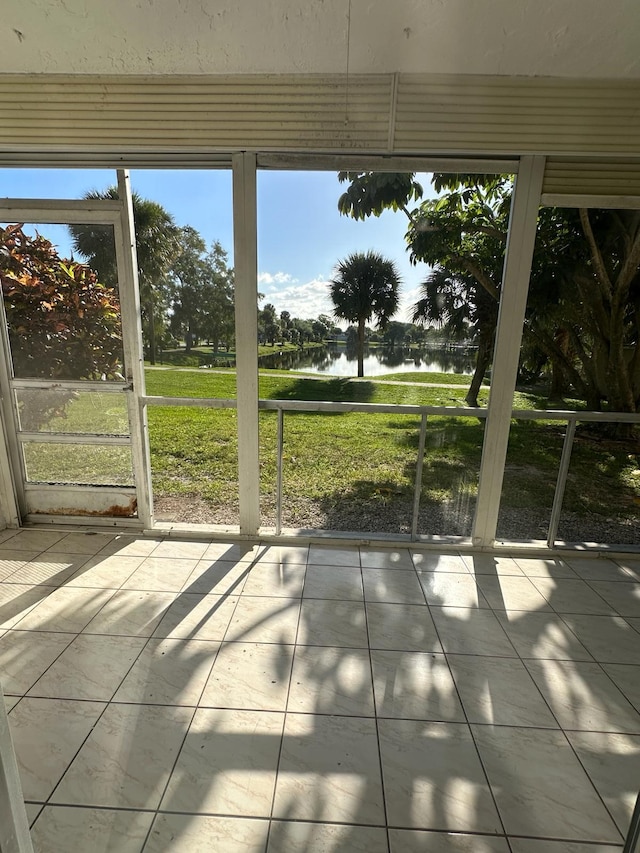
308, 545, 361, 567
273, 713, 384, 824
525, 658, 640, 733
565, 729, 640, 835
360, 547, 414, 570
113, 637, 219, 705
363, 568, 425, 604
447, 653, 557, 727
372, 650, 464, 721
268, 821, 388, 852
31, 806, 153, 853
0, 630, 73, 694
303, 565, 363, 600
9, 697, 105, 801
28, 634, 146, 701
200, 641, 293, 711
389, 830, 510, 852
473, 725, 621, 842
162, 707, 284, 816
288, 645, 374, 716
366, 602, 442, 652
145, 814, 269, 853
52, 703, 194, 809
379, 719, 502, 833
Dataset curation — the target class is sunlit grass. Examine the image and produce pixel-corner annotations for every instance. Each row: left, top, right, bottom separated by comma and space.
142, 367, 639, 527
28, 367, 638, 529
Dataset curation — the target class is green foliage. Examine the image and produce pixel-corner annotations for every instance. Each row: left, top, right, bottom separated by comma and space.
337, 171, 640, 413
329, 250, 402, 377
69, 187, 183, 364
330, 251, 401, 326
258, 303, 281, 346
144, 366, 639, 532
338, 172, 423, 220
168, 228, 234, 353
0, 224, 123, 381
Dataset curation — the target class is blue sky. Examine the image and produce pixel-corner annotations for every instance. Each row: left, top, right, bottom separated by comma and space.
0, 167, 435, 323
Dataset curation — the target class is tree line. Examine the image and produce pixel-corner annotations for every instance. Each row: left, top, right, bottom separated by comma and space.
2, 174, 638, 419
336, 172, 640, 413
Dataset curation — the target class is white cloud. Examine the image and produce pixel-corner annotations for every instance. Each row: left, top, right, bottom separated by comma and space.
260, 275, 334, 320
258, 271, 296, 286
399, 285, 423, 323
257, 271, 425, 326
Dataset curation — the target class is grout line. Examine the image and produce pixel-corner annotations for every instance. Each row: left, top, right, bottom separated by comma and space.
484, 584, 628, 844
424, 597, 514, 852
361, 556, 392, 853
10, 539, 639, 848
264, 555, 307, 853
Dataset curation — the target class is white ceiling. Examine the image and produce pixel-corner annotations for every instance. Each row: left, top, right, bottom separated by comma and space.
2, 0, 638, 79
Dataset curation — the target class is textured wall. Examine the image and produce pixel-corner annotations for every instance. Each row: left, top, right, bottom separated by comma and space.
1, 0, 639, 78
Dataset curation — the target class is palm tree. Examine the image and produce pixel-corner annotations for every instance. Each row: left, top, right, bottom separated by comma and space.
329, 251, 401, 377
69, 188, 182, 365
412, 266, 497, 407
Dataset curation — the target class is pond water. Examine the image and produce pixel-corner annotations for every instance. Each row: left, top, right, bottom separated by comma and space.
258, 344, 476, 377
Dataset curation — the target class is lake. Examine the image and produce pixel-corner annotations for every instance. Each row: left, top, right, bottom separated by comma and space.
258, 344, 476, 377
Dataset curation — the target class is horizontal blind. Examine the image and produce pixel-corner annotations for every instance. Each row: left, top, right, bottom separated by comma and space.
542, 157, 640, 200
1, 72, 640, 206
0, 74, 391, 154
394, 75, 640, 157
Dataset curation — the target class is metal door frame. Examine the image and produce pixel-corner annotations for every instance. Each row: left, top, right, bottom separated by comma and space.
0, 172, 152, 527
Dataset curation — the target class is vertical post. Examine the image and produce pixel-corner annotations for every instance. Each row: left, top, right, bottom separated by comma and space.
0, 683, 34, 853
471, 156, 545, 547
233, 153, 260, 535
546, 418, 577, 548
411, 413, 428, 540
116, 169, 153, 529
0, 293, 24, 526
623, 791, 640, 853
275, 408, 284, 535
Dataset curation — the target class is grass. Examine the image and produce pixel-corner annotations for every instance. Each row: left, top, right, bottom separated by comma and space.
25, 366, 640, 536
380, 371, 483, 386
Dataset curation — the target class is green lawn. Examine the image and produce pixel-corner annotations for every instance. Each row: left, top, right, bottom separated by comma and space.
144, 367, 639, 536
25, 367, 639, 538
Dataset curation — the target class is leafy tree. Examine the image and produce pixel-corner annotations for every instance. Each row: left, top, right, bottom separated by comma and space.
317, 313, 342, 338
338, 172, 640, 413
311, 317, 330, 342
329, 251, 401, 377
202, 242, 235, 353
0, 224, 122, 429
279, 310, 292, 342
412, 267, 497, 404
338, 172, 423, 221
167, 226, 207, 351
69, 188, 182, 365
168, 227, 234, 353
291, 317, 313, 347
1, 225, 122, 380
383, 320, 413, 350
259, 303, 281, 346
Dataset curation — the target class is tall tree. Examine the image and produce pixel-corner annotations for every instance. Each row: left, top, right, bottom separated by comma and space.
329, 251, 401, 377
69, 188, 182, 365
168, 229, 234, 354
412, 267, 497, 405
338, 172, 640, 413
202, 241, 235, 353
259, 303, 280, 346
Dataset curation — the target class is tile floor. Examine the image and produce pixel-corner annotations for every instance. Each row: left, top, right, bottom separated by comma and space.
0, 529, 639, 852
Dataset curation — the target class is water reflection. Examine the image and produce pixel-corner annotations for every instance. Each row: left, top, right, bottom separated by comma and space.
258, 344, 475, 377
